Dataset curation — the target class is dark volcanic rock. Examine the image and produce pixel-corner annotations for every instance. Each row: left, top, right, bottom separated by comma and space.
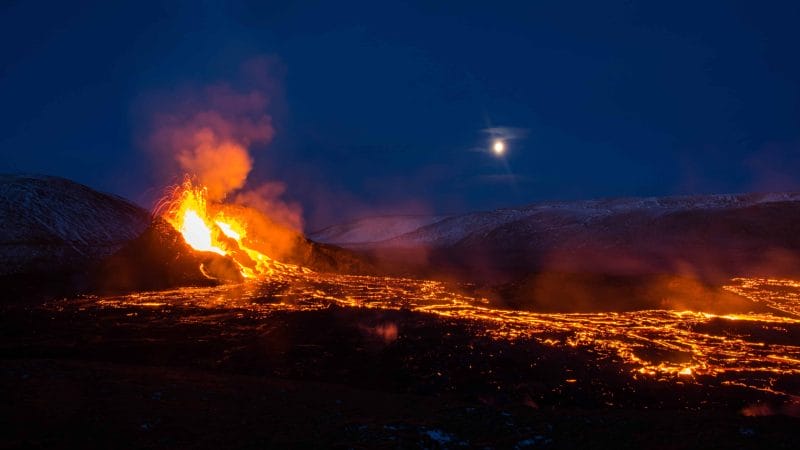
285, 239, 376, 275
3, 300, 799, 448
91, 219, 242, 293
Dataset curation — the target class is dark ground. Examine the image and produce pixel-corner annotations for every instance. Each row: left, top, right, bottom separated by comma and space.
1, 295, 799, 449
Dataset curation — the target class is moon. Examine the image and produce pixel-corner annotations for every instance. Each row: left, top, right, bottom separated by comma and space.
492, 140, 505, 156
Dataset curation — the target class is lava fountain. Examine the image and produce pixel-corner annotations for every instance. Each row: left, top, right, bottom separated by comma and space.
156, 177, 301, 279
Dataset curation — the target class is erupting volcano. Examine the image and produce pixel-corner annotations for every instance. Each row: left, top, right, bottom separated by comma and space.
156, 177, 306, 280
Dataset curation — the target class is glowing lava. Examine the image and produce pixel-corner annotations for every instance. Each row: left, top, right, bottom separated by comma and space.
93, 274, 800, 397
158, 178, 303, 279
181, 209, 224, 255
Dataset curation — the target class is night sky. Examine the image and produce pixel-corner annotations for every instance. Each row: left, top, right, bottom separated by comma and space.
1, 1, 799, 230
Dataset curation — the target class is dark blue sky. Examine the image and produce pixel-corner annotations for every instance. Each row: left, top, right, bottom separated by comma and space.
1, 1, 799, 229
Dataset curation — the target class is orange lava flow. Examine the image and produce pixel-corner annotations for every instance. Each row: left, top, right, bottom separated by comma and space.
724, 277, 800, 318
95, 273, 800, 397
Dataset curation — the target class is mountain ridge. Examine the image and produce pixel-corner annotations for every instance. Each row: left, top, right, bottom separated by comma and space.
312, 192, 800, 248
313, 192, 800, 284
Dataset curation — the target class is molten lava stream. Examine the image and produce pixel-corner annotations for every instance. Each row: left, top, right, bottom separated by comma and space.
87, 270, 800, 397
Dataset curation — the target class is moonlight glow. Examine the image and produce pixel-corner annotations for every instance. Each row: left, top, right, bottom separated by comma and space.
493, 140, 505, 155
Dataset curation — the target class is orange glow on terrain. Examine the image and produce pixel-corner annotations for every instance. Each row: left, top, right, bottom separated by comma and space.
87, 271, 800, 398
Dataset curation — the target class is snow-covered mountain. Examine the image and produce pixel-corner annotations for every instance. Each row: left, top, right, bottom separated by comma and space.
317, 193, 800, 248
317, 193, 800, 282
0, 174, 150, 277
310, 215, 450, 245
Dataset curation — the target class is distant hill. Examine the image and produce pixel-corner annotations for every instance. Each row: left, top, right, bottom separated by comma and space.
311, 215, 449, 245
316, 193, 800, 284
0, 174, 150, 278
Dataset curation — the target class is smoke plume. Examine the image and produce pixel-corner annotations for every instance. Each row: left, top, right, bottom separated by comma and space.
143, 57, 303, 236
149, 83, 274, 201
